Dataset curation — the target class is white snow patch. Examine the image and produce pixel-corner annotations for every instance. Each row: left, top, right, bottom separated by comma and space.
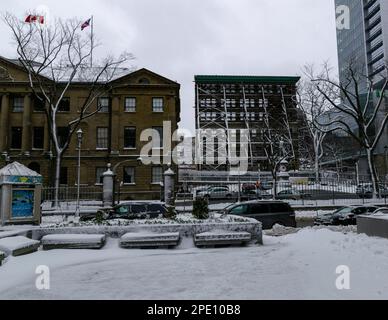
2, 229, 388, 299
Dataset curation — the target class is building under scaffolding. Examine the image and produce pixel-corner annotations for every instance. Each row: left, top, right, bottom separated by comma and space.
194, 75, 303, 172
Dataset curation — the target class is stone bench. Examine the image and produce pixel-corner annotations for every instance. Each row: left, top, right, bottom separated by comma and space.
0, 251, 4, 265
194, 230, 252, 248
120, 232, 180, 249
41, 234, 106, 250
0, 236, 40, 257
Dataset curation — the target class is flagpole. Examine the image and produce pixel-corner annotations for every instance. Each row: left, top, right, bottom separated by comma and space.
90, 15, 94, 68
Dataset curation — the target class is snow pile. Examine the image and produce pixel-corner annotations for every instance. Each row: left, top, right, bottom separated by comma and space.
264, 224, 301, 237
1, 229, 388, 298
0, 236, 40, 256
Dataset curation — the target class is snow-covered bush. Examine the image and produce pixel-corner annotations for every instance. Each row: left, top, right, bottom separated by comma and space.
192, 199, 209, 220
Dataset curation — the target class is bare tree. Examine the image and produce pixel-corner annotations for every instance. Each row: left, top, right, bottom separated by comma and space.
3, 13, 134, 205
297, 63, 339, 182
261, 95, 295, 196
313, 61, 388, 197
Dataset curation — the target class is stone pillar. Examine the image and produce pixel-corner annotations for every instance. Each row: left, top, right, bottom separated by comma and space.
110, 96, 120, 155
22, 94, 32, 156
164, 166, 175, 206
102, 163, 114, 207
0, 94, 10, 153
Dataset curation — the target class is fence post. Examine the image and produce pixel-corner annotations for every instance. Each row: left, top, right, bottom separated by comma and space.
164, 166, 175, 206
102, 164, 114, 208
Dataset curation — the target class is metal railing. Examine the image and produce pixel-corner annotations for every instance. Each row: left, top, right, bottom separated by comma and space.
175, 179, 388, 211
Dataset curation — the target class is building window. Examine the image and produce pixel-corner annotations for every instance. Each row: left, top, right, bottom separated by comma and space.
124, 127, 136, 148
12, 97, 24, 112
60, 167, 68, 185
33, 95, 45, 112
152, 126, 163, 148
11, 127, 22, 149
57, 127, 69, 148
33, 127, 44, 149
95, 167, 105, 184
58, 97, 70, 112
96, 127, 109, 149
124, 97, 136, 112
123, 167, 135, 184
98, 97, 109, 113
152, 98, 164, 112
152, 167, 163, 184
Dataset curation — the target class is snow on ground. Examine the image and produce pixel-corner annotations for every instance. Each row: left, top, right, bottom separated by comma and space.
1, 228, 388, 299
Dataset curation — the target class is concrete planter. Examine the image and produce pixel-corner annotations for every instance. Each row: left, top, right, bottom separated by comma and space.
32, 218, 263, 245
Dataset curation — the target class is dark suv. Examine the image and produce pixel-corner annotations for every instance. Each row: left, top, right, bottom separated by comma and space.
223, 200, 296, 229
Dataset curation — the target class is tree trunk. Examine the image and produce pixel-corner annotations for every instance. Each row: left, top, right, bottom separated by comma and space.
54, 153, 62, 207
314, 147, 320, 183
366, 148, 379, 198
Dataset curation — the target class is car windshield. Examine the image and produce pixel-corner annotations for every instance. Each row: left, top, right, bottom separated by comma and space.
117, 205, 129, 215
334, 207, 353, 215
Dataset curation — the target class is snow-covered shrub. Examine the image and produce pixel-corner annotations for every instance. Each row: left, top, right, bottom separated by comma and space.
192, 198, 209, 220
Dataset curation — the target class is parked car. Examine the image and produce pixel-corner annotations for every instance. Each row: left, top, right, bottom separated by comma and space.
371, 207, 388, 215
356, 183, 388, 198
222, 200, 296, 229
314, 205, 379, 226
80, 201, 173, 221
196, 186, 235, 200
275, 188, 312, 201
241, 188, 273, 201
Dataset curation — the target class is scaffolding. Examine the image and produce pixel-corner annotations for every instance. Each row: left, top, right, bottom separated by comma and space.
194, 75, 301, 172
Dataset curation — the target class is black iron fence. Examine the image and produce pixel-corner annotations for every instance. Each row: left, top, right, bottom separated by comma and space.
175, 179, 388, 210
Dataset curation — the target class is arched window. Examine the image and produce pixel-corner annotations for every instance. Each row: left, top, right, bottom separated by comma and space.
28, 162, 41, 174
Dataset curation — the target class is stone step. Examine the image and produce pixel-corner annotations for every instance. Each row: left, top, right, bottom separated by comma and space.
194, 230, 252, 247
120, 232, 180, 249
0, 236, 40, 257
41, 234, 106, 250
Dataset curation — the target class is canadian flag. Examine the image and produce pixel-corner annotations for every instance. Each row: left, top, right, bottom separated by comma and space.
25, 15, 45, 24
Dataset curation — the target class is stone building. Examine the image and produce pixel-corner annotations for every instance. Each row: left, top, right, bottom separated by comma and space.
0, 56, 181, 200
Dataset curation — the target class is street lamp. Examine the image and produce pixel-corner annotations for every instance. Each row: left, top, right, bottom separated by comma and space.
111, 156, 144, 206
75, 128, 83, 220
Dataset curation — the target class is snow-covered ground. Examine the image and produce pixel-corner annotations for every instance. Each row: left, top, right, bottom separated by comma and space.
1, 228, 388, 299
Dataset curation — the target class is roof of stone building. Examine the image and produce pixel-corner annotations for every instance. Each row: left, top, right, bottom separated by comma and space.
0, 162, 42, 177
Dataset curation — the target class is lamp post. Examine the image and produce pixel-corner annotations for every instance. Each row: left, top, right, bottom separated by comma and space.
112, 157, 143, 206
75, 129, 83, 220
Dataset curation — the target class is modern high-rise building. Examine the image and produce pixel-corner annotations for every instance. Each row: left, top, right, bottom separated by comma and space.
334, 0, 388, 175
336, 0, 388, 87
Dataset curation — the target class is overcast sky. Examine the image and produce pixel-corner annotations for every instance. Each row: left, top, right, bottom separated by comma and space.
0, 0, 338, 133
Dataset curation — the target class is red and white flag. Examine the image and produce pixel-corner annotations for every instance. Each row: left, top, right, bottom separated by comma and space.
81, 18, 91, 31
25, 15, 44, 24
